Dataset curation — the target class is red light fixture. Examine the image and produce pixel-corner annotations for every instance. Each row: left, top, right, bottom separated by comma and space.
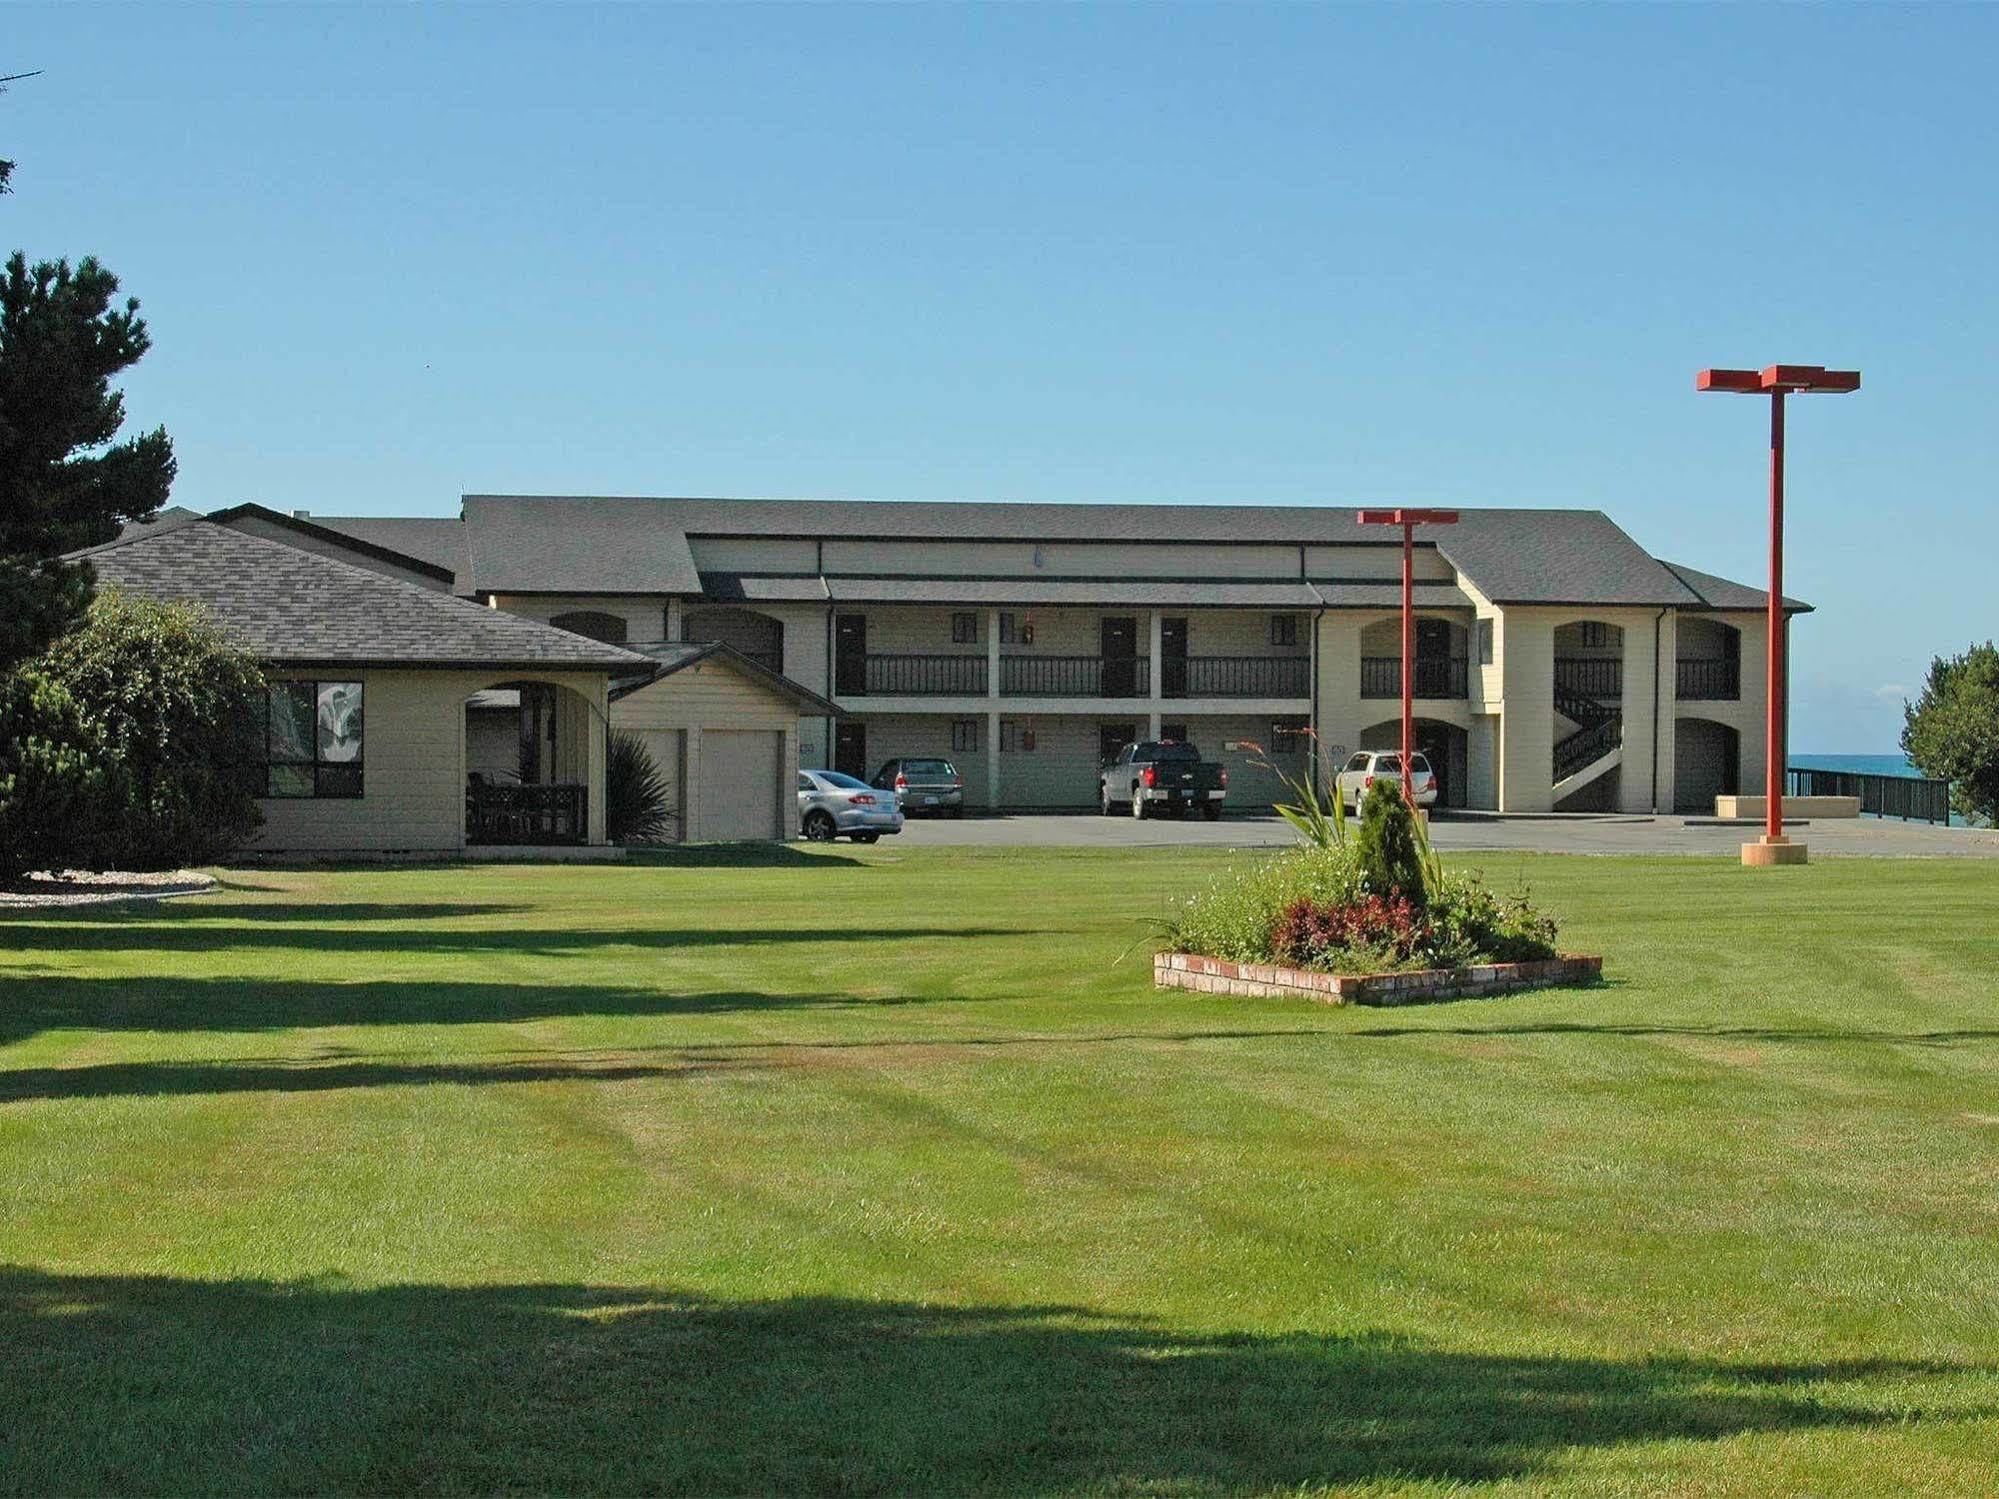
1356, 508, 1459, 808
1696, 364, 1860, 867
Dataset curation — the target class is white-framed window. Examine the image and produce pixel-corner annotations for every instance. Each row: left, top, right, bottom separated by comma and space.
951, 611, 978, 645
1269, 614, 1299, 647
1000, 613, 1032, 646
1160, 722, 1188, 743
1000, 720, 1035, 752
1477, 618, 1495, 666
1270, 720, 1309, 755
951, 719, 979, 752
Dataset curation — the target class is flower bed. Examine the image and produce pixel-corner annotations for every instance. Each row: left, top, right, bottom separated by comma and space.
1156, 770, 1599, 1004
1154, 950, 1602, 1006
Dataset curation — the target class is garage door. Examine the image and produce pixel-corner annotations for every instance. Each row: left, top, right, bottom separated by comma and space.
697, 729, 784, 841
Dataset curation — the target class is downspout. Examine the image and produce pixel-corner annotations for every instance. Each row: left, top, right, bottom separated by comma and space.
819, 538, 833, 767
1650, 606, 1667, 813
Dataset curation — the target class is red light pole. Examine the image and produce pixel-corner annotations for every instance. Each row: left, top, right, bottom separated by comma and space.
1357, 508, 1459, 807
1695, 364, 1859, 867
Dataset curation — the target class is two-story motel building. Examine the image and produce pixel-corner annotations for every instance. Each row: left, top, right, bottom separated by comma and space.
305, 494, 1795, 819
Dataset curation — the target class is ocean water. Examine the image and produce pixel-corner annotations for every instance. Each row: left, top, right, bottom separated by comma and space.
1792, 753, 1924, 779
1791, 753, 1979, 826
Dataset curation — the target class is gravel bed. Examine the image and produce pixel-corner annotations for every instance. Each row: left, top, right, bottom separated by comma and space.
0, 870, 217, 909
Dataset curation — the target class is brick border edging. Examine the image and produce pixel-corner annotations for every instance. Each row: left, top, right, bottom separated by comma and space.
1153, 950, 1602, 1006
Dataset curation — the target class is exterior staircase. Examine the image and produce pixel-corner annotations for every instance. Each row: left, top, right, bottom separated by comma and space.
1552, 682, 1623, 804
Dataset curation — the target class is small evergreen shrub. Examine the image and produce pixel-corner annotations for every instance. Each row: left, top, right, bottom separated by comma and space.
1352, 777, 1427, 905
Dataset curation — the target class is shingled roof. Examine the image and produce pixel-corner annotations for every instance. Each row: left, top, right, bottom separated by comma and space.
70, 521, 651, 670
454, 494, 1714, 607
1659, 561, 1813, 614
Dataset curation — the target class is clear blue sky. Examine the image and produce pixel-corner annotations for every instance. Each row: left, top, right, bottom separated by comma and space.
8, 5, 1994, 751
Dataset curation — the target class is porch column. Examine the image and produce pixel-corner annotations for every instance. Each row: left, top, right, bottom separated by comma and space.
585, 679, 609, 844
1148, 610, 1163, 701
986, 608, 1002, 810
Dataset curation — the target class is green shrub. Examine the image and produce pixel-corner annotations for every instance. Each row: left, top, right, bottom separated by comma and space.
1352, 778, 1427, 905
0, 669, 121, 881
607, 731, 675, 843
23, 591, 264, 871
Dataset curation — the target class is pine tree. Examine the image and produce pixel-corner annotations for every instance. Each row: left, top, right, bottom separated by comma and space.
0, 252, 176, 667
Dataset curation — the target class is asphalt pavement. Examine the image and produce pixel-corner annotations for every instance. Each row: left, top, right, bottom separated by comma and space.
890, 809, 1999, 858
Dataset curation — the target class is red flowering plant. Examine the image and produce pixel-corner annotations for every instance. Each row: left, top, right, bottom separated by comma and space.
1271, 890, 1433, 973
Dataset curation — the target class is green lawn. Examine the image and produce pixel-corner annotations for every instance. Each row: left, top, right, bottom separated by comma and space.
3, 845, 1997, 1495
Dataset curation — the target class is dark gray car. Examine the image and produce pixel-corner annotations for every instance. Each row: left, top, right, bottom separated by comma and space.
870, 757, 965, 817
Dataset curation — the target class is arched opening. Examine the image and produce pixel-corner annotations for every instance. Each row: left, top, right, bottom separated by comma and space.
1674, 717, 1741, 814
683, 607, 784, 674
549, 610, 629, 646
1358, 615, 1470, 699
1359, 718, 1468, 809
1676, 617, 1742, 701
463, 678, 597, 844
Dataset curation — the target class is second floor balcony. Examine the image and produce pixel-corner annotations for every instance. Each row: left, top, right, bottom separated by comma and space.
840, 650, 1310, 700
1361, 655, 1469, 699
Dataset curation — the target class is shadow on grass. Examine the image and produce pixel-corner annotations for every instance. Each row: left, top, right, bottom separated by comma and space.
1352, 1021, 1999, 1046
0, 917, 1023, 955
621, 843, 864, 868
0, 1029, 1355, 1104
0, 1267, 1976, 1494
0, 1053, 763, 1102
0, 977, 965, 1047
1, 901, 537, 926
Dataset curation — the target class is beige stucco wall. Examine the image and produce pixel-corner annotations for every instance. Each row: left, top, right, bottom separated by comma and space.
492, 594, 672, 645
250, 667, 609, 852
610, 656, 802, 841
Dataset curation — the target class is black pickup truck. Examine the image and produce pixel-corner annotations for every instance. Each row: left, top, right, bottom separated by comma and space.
1099, 740, 1228, 820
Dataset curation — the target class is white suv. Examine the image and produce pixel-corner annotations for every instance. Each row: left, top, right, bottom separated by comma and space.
1336, 750, 1438, 812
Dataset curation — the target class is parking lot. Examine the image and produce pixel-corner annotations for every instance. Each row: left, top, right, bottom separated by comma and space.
892, 810, 1999, 858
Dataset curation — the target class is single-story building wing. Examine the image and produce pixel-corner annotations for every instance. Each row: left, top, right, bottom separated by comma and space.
73, 517, 650, 853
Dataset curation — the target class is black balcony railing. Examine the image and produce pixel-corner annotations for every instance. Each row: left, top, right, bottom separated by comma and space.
1554, 656, 1622, 699
1676, 656, 1740, 700
1164, 655, 1310, 699
1000, 654, 1150, 698
1360, 656, 1469, 700
860, 653, 988, 696
467, 782, 587, 845
1789, 766, 1952, 824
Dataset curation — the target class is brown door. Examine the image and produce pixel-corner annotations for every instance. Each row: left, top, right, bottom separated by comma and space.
835, 614, 867, 696
834, 721, 867, 780
1099, 723, 1136, 767
1101, 617, 1139, 698
1161, 617, 1188, 697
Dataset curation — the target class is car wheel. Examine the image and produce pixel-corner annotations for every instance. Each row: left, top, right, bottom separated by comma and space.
803, 811, 836, 842
1202, 802, 1222, 821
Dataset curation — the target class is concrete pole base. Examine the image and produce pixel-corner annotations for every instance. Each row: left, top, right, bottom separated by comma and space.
1741, 835, 1808, 867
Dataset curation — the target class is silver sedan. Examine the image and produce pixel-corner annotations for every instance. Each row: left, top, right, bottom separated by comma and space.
797, 770, 905, 844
